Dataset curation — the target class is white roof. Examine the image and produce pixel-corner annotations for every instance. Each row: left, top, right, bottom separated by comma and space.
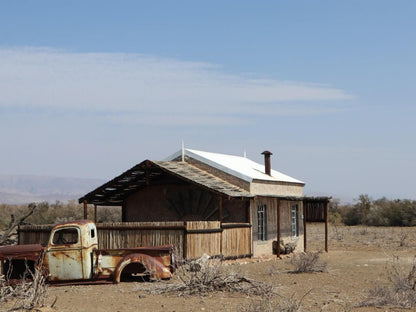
165, 148, 305, 185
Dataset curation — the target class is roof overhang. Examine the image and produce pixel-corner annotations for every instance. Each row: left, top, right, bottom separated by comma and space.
255, 195, 331, 202
79, 160, 252, 206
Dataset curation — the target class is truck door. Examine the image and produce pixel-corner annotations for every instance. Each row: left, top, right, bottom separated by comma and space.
45, 227, 84, 281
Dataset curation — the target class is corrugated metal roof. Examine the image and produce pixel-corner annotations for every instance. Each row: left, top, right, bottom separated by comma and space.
166, 148, 305, 185
154, 161, 252, 198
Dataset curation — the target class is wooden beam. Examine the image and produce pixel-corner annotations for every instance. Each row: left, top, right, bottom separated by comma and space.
246, 200, 251, 224
277, 199, 281, 258
325, 201, 329, 252
83, 200, 88, 220
219, 197, 223, 256
183, 224, 188, 260
94, 205, 98, 223
247, 201, 253, 257
121, 203, 126, 222
303, 201, 307, 252
218, 197, 223, 223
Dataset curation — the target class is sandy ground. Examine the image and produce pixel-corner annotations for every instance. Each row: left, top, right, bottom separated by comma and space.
3, 223, 416, 311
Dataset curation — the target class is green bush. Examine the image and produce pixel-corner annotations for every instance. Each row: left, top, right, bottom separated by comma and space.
334, 195, 416, 227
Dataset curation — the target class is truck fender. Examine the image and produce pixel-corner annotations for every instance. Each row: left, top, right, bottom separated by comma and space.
113, 253, 172, 283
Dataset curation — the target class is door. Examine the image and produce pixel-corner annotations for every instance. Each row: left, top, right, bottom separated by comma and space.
45, 227, 84, 281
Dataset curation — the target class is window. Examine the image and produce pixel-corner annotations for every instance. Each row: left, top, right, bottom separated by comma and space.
52, 228, 79, 245
291, 204, 299, 237
257, 204, 267, 241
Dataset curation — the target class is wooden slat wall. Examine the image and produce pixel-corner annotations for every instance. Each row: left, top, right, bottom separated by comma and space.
18, 222, 186, 256
18, 225, 53, 245
18, 221, 252, 260
221, 224, 251, 258
185, 221, 221, 259
96, 222, 185, 258
305, 202, 325, 222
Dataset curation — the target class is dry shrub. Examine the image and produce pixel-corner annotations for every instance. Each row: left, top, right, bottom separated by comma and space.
290, 251, 327, 273
240, 298, 276, 312
359, 256, 416, 308
332, 224, 344, 241
241, 290, 311, 312
0, 265, 52, 311
399, 232, 408, 247
0, 274, 13, 303
150, 255, 273, 297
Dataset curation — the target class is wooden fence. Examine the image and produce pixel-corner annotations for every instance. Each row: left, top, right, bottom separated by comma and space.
221, 223, 252, 258
18, 221, 252, 260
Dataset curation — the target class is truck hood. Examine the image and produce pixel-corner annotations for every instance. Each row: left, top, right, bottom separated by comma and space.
0, 244, 43, 261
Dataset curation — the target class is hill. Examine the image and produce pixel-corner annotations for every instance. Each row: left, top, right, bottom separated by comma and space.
0, 174, 105, 204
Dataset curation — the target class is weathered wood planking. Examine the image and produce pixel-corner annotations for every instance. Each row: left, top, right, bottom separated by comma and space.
96, 222, 185, 257
18, 221, 253, 260
221, 224, 251, 257
185, 221, 221, 259
18, 224, 53, 245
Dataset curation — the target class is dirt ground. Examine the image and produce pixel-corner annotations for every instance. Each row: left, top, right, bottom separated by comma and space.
3, 223, 416, 311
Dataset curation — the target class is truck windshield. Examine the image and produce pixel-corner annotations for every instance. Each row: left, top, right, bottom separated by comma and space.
52, 228, 79, 245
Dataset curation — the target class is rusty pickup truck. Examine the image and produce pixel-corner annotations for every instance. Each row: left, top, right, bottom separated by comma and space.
0, 220, 175, 283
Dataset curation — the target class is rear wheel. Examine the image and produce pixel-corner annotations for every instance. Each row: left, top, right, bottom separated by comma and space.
119, 262, 150, 282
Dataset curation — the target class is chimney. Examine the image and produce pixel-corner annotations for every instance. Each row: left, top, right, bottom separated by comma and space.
261, 151, 273, 175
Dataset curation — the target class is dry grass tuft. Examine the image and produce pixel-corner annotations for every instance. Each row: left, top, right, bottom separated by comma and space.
240, 290, 312, 312
149, 255, 273, 297
290, 251, 327, 273
359, 256, 416, 308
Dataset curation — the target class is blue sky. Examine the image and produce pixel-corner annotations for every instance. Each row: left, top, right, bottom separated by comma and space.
0, 1, 415, 202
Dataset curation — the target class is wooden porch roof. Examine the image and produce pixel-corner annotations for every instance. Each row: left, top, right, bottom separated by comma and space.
79, 160, 252, 206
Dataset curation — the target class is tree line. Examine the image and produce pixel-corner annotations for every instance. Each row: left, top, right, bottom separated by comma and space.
0, 200, 121, 230
2, 195, 416, 231
330, 194, 416, 226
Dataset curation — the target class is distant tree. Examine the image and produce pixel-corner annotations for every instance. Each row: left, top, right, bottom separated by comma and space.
357, 194, 372, 217
0, 203, 37, 245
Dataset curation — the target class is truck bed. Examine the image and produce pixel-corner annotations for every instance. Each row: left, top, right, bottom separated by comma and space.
93, 244, 175, 281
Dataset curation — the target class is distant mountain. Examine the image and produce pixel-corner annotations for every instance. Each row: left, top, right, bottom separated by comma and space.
0, 175, 105, 205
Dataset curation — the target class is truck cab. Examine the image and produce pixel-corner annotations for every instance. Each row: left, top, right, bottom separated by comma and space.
44, 220, 98, 281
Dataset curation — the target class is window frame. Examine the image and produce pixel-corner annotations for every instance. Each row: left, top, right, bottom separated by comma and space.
51, 227, 80, 245
257, 204, 267, 241
291, 204, 299, 237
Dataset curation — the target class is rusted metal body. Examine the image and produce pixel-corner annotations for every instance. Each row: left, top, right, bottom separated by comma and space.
93, 245, 174, 281
0, 244, 43, 262
0, 220, 175, 284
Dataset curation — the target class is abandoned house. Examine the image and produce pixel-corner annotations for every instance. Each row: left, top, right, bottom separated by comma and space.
19, 149, 330, 259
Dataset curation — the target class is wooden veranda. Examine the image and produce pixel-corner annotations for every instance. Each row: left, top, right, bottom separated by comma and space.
303, 197, 331, 253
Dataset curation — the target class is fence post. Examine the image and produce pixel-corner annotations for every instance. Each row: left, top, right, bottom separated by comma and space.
277, 199, 281, 258
303, 201, 307, 252
325, 201, 329, 252
83, 200, 88, 220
